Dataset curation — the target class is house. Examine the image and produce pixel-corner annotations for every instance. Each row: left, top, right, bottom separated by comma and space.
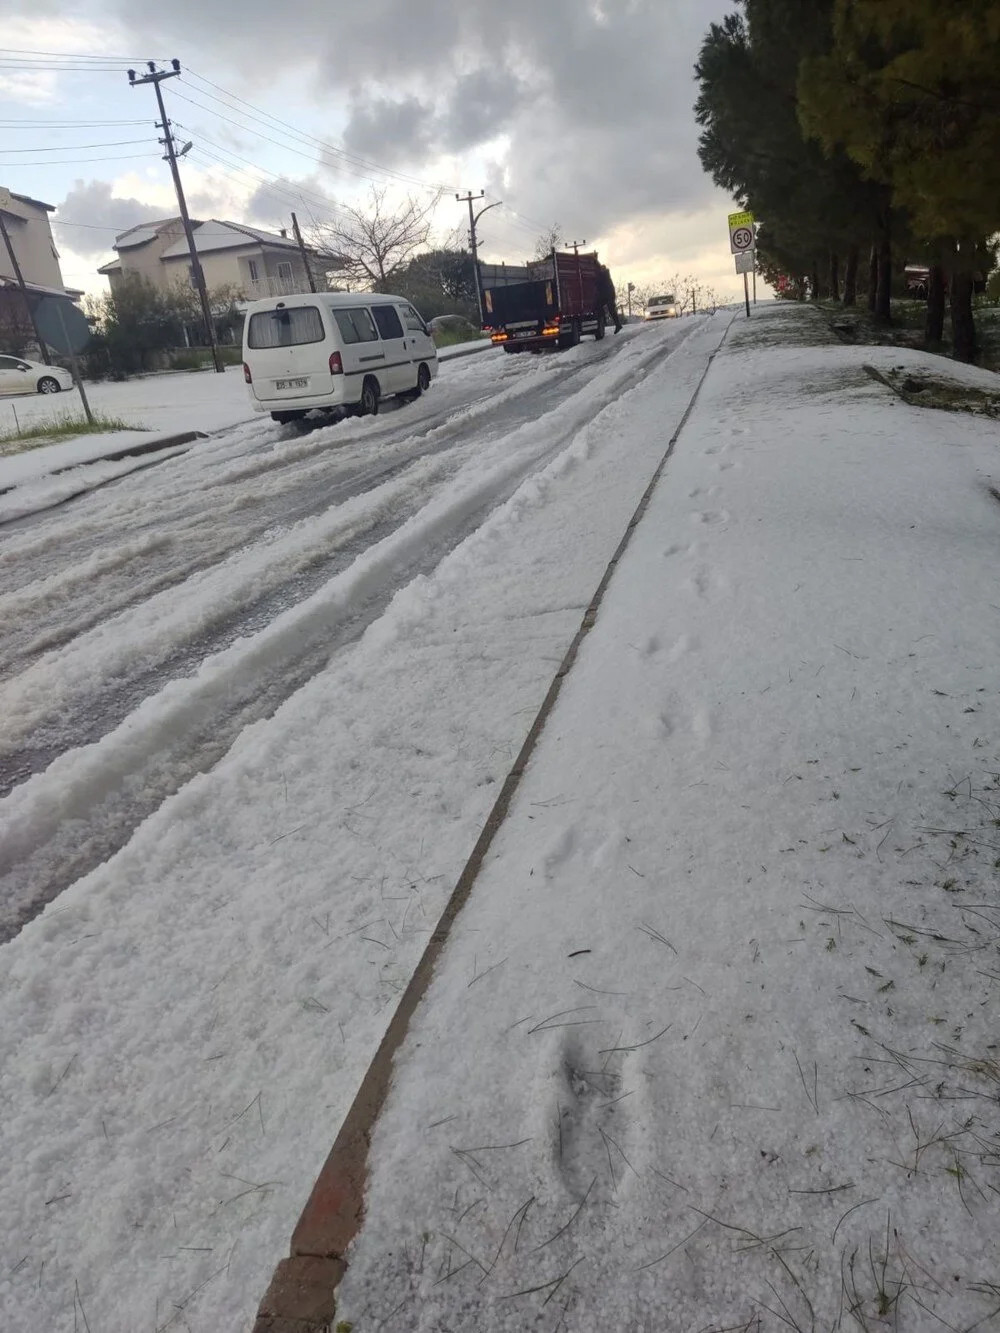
0, 187, 82, 351
99, 218, 340, 302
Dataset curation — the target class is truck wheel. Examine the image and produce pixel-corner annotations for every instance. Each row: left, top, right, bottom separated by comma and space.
357, 376, 380, 416
594, 310, 606, 341
557, 320, 581, 350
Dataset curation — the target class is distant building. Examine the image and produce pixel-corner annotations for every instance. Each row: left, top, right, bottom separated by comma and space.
99, 218, 342, 301
0, 186, 82, 354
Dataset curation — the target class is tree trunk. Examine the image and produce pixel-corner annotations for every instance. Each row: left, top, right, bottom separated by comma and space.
874, 224, 892, 324
924, 265, 946, 346
842, 246, 859, 306
811, 263, 823, 301
829, 252, 840, 302
949, 270, 977, 362
867, 244, 878, 312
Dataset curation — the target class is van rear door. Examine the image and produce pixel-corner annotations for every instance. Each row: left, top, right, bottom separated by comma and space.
245, 303, 331, 400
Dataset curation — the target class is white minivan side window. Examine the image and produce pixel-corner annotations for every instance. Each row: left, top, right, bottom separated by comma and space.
333, 308, 379, 344
402, 305, 428, 334
247, 305, 324, 348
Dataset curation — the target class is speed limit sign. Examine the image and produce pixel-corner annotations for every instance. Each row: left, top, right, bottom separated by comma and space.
728, 210, 755, 255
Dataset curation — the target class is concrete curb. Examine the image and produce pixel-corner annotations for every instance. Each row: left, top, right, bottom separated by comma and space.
249, 320, 732, 1331
436, 339, 495, 362
0, 429, 213, 501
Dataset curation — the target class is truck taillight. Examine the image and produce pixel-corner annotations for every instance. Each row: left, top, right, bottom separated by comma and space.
242, 363, 252, 384
329, 351, 344, 375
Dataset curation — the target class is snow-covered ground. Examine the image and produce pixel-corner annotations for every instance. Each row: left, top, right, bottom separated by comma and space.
0, 339, 493, 499
0, 314, 720, 1329
1, 306, 997, 1332
336, 311, 1000, 1330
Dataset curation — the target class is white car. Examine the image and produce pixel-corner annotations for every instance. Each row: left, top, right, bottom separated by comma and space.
0, 354, 73, 396
645, 294, 679, 320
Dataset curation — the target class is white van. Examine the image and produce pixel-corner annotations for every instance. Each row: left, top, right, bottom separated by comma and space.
242, 292, 438, 424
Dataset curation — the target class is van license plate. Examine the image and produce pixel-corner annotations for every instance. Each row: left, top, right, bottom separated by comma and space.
276, 377, 308, 390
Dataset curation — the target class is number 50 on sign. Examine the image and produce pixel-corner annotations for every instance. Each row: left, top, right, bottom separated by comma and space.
728, 210, 755, 255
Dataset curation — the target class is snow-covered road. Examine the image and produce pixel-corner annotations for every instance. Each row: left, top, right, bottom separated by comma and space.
0, 320, 710, 940
0, 312, 730, 1332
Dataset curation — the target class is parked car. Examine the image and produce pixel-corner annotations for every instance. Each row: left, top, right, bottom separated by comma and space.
0, 355, 72, 396
242, 292, 438, 424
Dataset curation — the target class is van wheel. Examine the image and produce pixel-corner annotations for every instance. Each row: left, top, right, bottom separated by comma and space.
357, 376, 380, 417
272, 410, 306, 424
594, 310, 606, 340
416, 362, 431, 394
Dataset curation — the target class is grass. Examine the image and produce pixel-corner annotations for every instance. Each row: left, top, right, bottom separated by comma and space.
0, 409, 141, 455
819, 297, 1000, 372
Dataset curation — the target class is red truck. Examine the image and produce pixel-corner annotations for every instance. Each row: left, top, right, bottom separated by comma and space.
479, 250, 611, 352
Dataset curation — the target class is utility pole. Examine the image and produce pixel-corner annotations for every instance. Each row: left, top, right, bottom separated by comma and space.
566, 240, 586, 256
290, 212, 316, 293
455, 190, 501, 324
627, 281, 635, 320
0, 196, 51, 364
128, 60, 223, 373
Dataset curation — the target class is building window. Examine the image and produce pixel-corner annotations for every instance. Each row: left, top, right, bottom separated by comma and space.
247, 259, 259, 283
277, 261, 293, 285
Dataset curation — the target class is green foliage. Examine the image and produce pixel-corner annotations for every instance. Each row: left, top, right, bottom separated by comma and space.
85, 276, 241, 378
391, 248, 479, 322
799, 1, 1000, 245
0, 410, 138, 452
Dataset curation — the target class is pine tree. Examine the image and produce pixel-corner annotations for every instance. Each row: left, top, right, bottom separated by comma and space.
798, 0, 1000, 359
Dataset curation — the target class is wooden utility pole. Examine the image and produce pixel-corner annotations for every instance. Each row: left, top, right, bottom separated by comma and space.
129, 61, 224, 373
0, 199, 51, 363
456, 190, 501, 324
290, 213, 317, 293
566, 240, 586, 256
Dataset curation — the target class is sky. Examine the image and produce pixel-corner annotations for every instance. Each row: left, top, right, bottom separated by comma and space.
0, 1, 750, 304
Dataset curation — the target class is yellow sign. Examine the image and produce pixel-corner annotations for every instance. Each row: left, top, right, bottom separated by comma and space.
728, 210, 756, 255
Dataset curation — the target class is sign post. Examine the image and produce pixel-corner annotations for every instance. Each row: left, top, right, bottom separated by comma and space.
33, 296, 94, 424
729, 211, 756, 319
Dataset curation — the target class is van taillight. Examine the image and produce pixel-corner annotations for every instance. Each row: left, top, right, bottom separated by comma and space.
242, 363, 252, 383
329, 351, 344, 375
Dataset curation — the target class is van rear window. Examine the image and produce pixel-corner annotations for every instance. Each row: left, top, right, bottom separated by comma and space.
247, 306, 323, 349
333, 308, 379, 344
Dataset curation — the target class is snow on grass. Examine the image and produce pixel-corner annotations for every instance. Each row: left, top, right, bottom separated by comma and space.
0, 316, 721, 1331
334, 305, 1000, 1331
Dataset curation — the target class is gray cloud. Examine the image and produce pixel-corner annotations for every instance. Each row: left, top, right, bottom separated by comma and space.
82, 1, 736, 261
52, 180, 169, 258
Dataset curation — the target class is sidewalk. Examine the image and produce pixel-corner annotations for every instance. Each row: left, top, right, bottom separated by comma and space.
283, 307, 1000, 1330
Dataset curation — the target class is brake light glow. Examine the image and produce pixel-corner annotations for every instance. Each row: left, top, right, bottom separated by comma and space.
242, 362, 252, 384
329, 351, 344, 374
491, 332, 508, 342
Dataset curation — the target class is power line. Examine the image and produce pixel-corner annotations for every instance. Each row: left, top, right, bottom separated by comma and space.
2, 152, 161, 166
0, 118, 151, 127
183, 68, 460, 194
0, 138, 152, 153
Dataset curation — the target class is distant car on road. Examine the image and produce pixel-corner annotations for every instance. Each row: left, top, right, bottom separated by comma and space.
0, 354, 72, 396
645, 294, 679, 320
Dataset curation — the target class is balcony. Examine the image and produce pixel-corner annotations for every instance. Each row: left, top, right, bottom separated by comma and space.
243, 272, 314, 300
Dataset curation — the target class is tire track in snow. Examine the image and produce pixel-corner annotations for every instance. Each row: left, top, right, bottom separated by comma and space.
0, 324, 704, 939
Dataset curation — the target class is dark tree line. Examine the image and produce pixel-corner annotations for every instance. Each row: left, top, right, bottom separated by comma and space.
694, 0, 1000, 361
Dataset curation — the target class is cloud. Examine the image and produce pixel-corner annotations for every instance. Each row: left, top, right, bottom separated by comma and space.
32, 0, 740, 285
52, 180, 171, 258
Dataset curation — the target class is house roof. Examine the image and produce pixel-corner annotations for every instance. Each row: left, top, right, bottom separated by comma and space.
6, 191, 55, 213
114, 218, 184, 250
159, 219, 303, 260
97, 258, 123, 274
0, 275, 84, 299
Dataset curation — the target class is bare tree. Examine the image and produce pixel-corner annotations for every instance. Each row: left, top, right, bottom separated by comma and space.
532, 225, 563, 260
311, 186, 441, 292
